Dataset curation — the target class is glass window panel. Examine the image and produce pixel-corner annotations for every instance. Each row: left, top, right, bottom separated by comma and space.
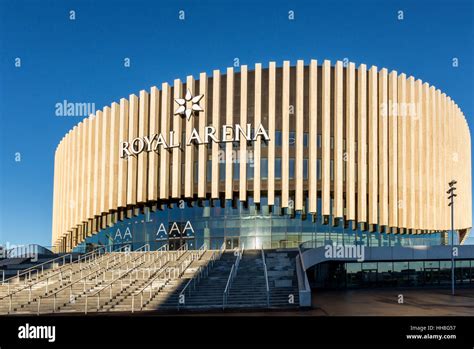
262, 158, 268, 179
233, 161, 239, 179
346, 263, 362, 288
247, 161, 254, 179
289, 159, 295, 179
275, 158, 282, 179
439, 261, 452, 285
289, 131, 295, 147
194, 162, 198, 183
275, 131, 282, 146
219, 162, 225, 181
207, 160, 212, 182
317, 159, 321, 180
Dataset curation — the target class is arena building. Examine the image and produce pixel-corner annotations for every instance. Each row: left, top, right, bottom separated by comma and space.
50, 59, 472, 253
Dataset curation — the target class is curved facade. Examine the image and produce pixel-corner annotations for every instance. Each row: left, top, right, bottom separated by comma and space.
51, 60, 472, 252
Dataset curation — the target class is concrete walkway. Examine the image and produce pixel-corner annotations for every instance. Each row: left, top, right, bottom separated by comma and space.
312, 288, 474, 316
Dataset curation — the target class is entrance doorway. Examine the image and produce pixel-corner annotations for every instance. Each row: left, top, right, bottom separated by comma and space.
361, 269, 377, 286
168, 238, 195, 250
424, 268, 440, 285
225, 237, 239, 250
169, 238, 184, 251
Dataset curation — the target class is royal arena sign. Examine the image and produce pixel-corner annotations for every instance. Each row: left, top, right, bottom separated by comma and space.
119, 89, 269, 159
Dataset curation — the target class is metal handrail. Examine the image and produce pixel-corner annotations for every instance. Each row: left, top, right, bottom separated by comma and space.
217, 242, 225, 260
179, 247, 221, 309
156, 244, 169, 253
34, 245, 113, 278
222, 264, 234, 308
222, 243, 244, 309
0, 246, 126, 307
177, 245, 207, 297
37, 245, 149, 314
55, 244, 127, 275
75, 245, 109, 264
175, 242, 188, 260
89, 252, 150, 297
3, 243, 145, 314
36, 254, 129, 315
0, 256, 87, 304
261, 248, 270, 307
1, 266, 72, 314
197, 244, 206, 259
84, 244, 161, 314
133, 252, 172, 293
132, 248, 194, 312
234, 242, 244, 273
85, 252, 152, 314
83, 244, 150, 290
131, 262, 170, 313
4, 253, 74, 284
10, 245, 115, 287
133, 244, 150, 253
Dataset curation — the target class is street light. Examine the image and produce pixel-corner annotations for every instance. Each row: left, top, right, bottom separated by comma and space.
447, 180, 457, 296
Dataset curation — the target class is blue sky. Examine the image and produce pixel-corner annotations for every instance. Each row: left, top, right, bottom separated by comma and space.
0, 0, 473, 247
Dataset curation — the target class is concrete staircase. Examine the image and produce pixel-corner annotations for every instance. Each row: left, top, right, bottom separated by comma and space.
265, 250, 299, 308
168, 251, 235, 309
0, 254, 80, 280
3, 251, 149, 314
226, 250, 268, 308
0, 248, 301, 314
0, 249, 202, 314
141, 250, 217, 310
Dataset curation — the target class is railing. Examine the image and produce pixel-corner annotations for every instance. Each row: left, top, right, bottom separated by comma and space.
4, 253, 74, 285
219, 242, 225, 258
1, 248, 129, 313
175, 243, 188, 260
197, 244, 206, 260
85, 252, 152, 314
131, 247, 193, 312
156, 243, 169, 255
261, 248, 270, 307
37, 244, 150, 315
85, 244, 168, 314
0, 243, 147, 314
131, 263, 170, 313
222, 265, 234, 309
0, 263, 79, 314
134, 244, 150, 252
76, 245, 109, 264
6, 245, 113, 287
178, 249, 222, 309
168, 249, 194, 279
222, 243, 244, 309
36, 253, 131, 315
178, 244, 219, 309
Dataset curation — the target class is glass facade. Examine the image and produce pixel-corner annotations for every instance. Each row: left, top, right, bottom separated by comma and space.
313, 260, 474, 289
74, 195, 449, 253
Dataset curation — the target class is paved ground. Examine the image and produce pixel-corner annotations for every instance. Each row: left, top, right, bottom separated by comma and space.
312, 288, 474, 316
176, 287, 474, 316
24, 288, 474, 316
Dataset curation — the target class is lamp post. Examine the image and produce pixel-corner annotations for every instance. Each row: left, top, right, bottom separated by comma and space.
447, 180, 457, 296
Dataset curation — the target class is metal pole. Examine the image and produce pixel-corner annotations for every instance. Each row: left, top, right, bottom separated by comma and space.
451, 194, 455, 296
447, 180, 457, 296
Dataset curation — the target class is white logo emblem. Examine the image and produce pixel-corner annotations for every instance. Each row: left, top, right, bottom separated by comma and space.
174, 89, 204, 120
